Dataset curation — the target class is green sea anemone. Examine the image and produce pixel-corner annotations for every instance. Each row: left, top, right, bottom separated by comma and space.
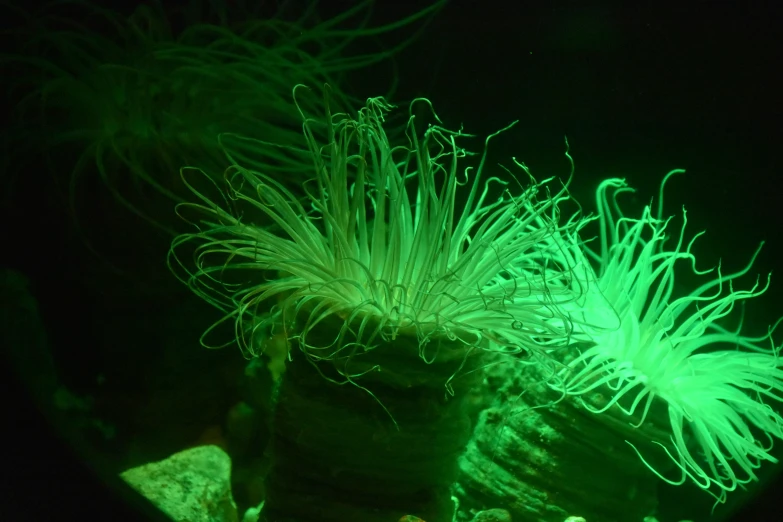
169, 87, 584, 521
559, 171, 783, 505
170, 87, 581, 372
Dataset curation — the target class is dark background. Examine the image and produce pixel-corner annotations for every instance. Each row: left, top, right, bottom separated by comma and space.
2, 1, 781, 521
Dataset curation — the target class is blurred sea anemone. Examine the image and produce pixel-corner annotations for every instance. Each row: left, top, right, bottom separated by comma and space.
2, 0, 444, 234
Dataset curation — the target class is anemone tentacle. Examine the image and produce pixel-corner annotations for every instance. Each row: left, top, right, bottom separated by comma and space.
556, 173, 783, 504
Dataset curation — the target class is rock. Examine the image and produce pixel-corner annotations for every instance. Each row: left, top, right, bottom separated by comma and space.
121, 445, 238, 522
471, 508, 512, 521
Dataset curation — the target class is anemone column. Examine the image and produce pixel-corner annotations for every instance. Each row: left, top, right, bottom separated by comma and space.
262, 316, 483, 522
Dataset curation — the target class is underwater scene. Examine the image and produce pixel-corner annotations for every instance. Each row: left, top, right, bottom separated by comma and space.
1, 1, 781, 521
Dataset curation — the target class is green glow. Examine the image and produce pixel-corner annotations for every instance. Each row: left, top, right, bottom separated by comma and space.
169, 87, 581, 381
556, 171, 783, 506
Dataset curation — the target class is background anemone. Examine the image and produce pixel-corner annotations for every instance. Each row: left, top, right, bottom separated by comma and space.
1, 0, 444, 281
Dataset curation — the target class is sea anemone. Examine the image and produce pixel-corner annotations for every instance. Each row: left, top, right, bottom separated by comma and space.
559, 170, 783, 505
4, 1, 445, 234
169, 88, 584, 521
170, 87, 582, 373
